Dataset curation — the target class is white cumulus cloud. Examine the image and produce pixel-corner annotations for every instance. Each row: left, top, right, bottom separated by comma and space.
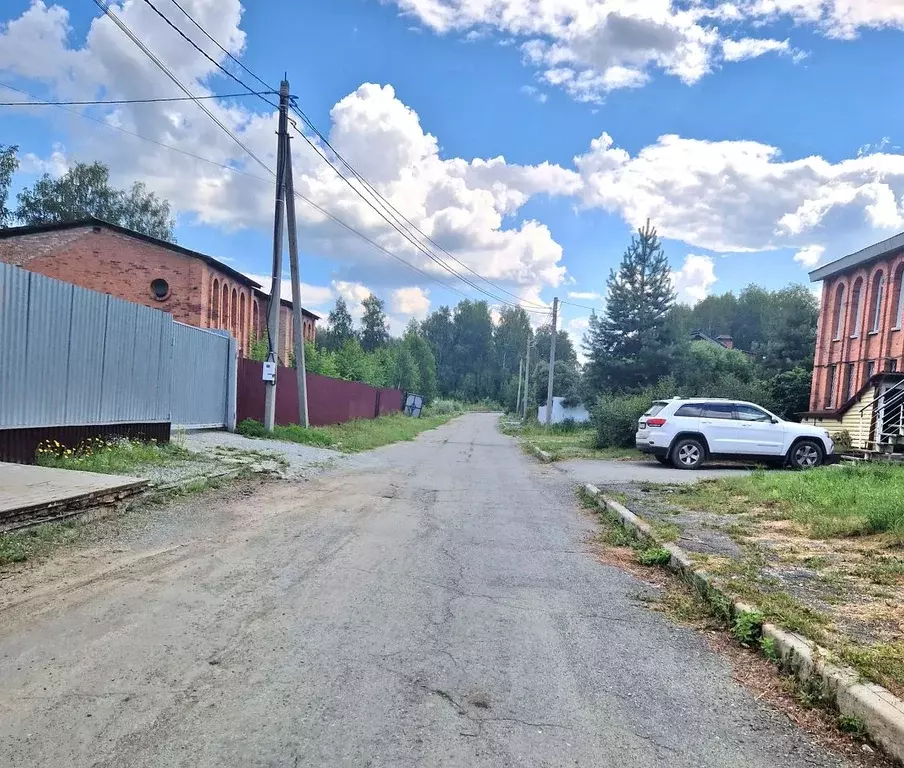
721, 37, 790, 61
392, 286, 431, 319
793, 244, 826, 268
673, 254, 717, 305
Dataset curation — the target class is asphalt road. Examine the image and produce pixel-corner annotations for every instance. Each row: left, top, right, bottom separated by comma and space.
0, 414, 849, 767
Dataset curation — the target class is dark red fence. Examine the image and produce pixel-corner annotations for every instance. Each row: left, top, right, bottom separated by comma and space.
237, 359, 404, 427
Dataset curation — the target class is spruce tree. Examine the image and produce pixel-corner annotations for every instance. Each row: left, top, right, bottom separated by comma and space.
360, 294, 390, 351
583, 221, 675, 395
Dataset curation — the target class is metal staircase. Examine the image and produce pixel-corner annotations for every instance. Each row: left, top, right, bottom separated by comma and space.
858, 378, 904, 452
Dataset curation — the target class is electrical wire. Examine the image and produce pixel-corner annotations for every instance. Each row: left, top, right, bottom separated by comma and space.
560, 298, 601, 312
167, 0, 275, 93
0, 91, 275, 107
142, 0, 552, 313
138, 0, 278, 111
1, 89, 471, 302
289, 101, 550, 311
90, 0, 542, 310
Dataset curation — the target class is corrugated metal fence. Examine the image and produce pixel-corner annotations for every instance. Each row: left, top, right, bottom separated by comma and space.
171, 322, 236, 429
0, 264, 236, 461
236, 358, 404, 427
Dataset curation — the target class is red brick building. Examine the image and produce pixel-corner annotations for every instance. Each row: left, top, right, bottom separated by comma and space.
0, 218, 317, 362
808, 233, 904, 413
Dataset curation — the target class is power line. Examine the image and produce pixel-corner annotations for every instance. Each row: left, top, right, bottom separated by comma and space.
90, 0, 542, 310
0, 91, 275, 107
138, 0, 278, 111
167, 0, 274, 93
289, 101, 550, 311
0, 91, 471, 302
560, 299, 600, 312
144, 0, 552, 312
284, 112, 548, 312
92, 0, 277, 185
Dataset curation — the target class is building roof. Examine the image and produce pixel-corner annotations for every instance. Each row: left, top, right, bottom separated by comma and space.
0, 217, 319, 320
809, 231, 904, 282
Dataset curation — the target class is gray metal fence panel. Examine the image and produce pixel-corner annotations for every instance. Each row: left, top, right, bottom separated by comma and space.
0, 265, 174, 428
0, 264, 31, 428
170, 322, 232, 428
65, 283, 112, 424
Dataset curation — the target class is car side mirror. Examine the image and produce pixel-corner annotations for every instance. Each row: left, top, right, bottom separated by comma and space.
771, 417, 780, 424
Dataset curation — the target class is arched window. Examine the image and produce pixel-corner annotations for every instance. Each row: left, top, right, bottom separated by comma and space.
252, 300, 259, 338
893, 263, 904, 329
239, 293, 246, 349
221, 285, 229, 329
870, 270, 886, 332
832, 283, 845, 339
211, 279, 220, 326
231, 288, 238, 335
851, 277, 864, 337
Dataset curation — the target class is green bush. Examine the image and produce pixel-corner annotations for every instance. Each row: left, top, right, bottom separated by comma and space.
425, 398, 464, 416
591, 379, 676, 448
237, 419, 268, 438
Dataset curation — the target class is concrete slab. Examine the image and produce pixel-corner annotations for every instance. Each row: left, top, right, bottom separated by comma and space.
0, 463, 147, 531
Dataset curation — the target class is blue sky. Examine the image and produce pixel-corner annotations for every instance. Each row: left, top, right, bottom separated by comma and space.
3, 0, 904, 338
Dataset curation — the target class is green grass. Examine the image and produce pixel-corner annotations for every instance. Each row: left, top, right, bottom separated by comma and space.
36, 439, 192, 475
0, 519, 84, 567
237, 411, 460, 453
503, 421, 639, 461
675, 464, 904, 540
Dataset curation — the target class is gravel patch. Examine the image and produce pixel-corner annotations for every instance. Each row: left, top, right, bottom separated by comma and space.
182, 430, 344, 479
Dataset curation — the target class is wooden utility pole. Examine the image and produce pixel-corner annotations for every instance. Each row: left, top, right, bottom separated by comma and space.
264, 79, 309, 431
545, 297, 559, 426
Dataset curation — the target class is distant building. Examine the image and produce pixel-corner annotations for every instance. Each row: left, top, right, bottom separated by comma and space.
0, 218, 318, 362
690, 330, 755, 360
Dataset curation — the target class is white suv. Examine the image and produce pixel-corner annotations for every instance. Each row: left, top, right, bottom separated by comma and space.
635, 398, 837, 470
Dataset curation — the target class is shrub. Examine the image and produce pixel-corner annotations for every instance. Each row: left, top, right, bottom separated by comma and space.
731, 610, 764, 647
237, 419, 268, 438
591, 379, 676, 448
426, 398, 464, 416
831, 430, 852, 453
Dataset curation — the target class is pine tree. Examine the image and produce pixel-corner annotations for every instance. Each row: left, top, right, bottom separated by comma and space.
583, 221, 675, 395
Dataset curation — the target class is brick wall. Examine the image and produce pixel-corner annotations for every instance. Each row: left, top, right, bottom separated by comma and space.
811, 250, 904, 410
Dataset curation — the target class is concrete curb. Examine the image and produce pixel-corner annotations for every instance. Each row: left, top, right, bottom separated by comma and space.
526, 443, 553, 463
582, 483, 904, 765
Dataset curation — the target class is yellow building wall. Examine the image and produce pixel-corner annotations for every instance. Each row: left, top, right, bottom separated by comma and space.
804, 387, 875, 450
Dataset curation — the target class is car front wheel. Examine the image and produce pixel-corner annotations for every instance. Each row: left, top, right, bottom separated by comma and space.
789, 440, 824, 470
671, 438, 705, 470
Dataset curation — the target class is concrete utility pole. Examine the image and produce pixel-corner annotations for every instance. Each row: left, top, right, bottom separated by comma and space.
264, 79, 310, 431
522, 336, 531, 420
284, 122, 309, 428
545, 297, 559, 426
515, 357, 523, 415
263, 80, 290, 432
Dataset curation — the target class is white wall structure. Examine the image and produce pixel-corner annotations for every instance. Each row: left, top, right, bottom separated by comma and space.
537, 397, 591, 425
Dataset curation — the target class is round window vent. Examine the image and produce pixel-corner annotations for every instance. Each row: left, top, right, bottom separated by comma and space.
150, 278, 170, 301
